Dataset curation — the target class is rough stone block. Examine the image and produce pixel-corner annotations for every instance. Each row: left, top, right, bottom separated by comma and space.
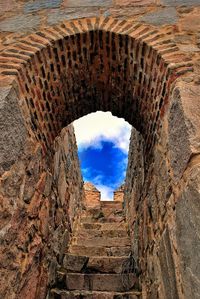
0, 1, 18, 14
168, 83, 200, 180
63, 254, 88, 272
24, 0, 62, 13
64, 0, 112, 7
175, 163, 200, 299
158, 227, 178, 299
87, 256, 129, 273
47, 8, 100, 25
161, 0, 200, 6
73, 236, 130, 247
115, 0, 157, 5
51, 289, 141, 299
0, 86, 27, 171
139, 7, 178, 25
0, 14, 40, 32
69, 245, 131, 257
65, 273, 137, 291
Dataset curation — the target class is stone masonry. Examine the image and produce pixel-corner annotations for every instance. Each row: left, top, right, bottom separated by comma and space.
0, 124, 84, 299
0, 1, 200, 299
51, 188, 141, 299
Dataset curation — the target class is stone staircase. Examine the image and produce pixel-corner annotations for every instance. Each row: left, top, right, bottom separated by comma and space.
50, 201, 141, 299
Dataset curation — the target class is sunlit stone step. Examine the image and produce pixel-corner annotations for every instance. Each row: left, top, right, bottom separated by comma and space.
63, 254, 130, 273
80, 222, 127, 230
80, 215, 125, 223
73, 228, 128, 239
72, 236, 131, 247
65, 273, 137, 292
51, 288, 142, 299
68, 245, 131, 257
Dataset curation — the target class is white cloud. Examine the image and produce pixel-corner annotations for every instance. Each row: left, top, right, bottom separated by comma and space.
96, 184, 114, 201
73, 111, 131, 153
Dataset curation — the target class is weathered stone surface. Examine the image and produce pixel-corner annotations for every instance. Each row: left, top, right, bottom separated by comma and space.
24, 0, 62, 13
179, 9, 200, 31
73, 236, 130, 247
179, 44, 200, 53
0, 124, 83, 299
43, 172, 53, 197
83, 182, 101, 208
0, 1, 18, 15
175, 163, 200, 299
48, 257, 58, 287
0, 14, 40, 32
161, 0, 200, 5
63, 254, 88, 272
115, 0, 157, 5
168, 83, 200, 180
64, 0, 112, 7
168, 87, 191, 180
113, 184, 124, 202
69, 245, 131, 257
0, 87, 27, 171
106, 6, 148, 18
81, 222, 127, 230
63, 254, 129, 274
157, 227, 178, 299
51, 289, 141, 299
87, 256, 128, 274
74, 228, 127, 239
65, 273, 137, 291
47, 8, 100, 25
139, 7, 178, 25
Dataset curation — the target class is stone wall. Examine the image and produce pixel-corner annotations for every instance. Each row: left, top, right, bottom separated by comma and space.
124, 82, 200, 299
113, 184, 125, 202
83, 182, 101, 208
0, 124, 83, 299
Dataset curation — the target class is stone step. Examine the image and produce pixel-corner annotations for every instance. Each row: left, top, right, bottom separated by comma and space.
73, 228, 128, 239
80, 222, 127, 230
82, 206, 124, 218
63, 254, 130, 273
64, 273, 137, 292
100, 201, 123, 209
51, 288, 141, 299
72, 236, 131, 247
68, 245, 131, 257
80, 215, 125, 223
100, 209, 124, 218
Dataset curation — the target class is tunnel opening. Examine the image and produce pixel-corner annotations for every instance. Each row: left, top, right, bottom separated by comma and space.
73, 111, 131, 201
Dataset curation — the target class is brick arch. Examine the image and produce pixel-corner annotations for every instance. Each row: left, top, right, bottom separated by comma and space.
0, 17, 193, 160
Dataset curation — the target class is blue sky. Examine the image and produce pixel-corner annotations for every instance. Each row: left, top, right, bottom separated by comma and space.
73, 111, 131, 200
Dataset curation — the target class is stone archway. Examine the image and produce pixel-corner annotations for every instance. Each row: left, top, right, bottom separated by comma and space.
0, 17, 192, 167
0, 16, 199, 299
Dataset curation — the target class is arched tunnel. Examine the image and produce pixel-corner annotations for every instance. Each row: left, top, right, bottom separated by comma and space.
0, 17, 200, 299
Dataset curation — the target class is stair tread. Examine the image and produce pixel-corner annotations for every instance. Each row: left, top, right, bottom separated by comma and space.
73, 229, 129, 239
64, 272, 137, 279
80, 222, 127, 229
80, 216, 125, 223
65, 273, 138, 292
63, 254, 131, 273
66, 253, 130, 258
51, 288, 141, 295
68, 245, 131, 257
72, 236, 131, 247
